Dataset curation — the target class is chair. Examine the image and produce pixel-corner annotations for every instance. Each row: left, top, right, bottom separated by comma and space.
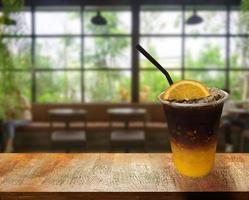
240, 130, 249, 152
108, 108, 147, 152
49, 109, 87, 152
222, 100, 249, 152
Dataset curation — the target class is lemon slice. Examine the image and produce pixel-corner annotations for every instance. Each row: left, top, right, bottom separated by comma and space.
162, 80, 210, 101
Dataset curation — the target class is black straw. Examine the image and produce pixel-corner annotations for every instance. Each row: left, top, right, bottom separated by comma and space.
136, 44, 173, 85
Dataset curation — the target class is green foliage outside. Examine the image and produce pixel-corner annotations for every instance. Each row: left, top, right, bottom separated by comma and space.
0, 0, 26, 119
1, 8, 248, 103
84, 11, 130, 102
35, 37, 81, 103
35, 11, 131, 103
227, 0, 249, 100
185, 44, 225, 89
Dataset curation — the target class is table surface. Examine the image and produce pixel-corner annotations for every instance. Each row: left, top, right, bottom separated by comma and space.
49, 108, 87, 115
229, 107, 249, 114
0, 153, 249, 193
107, 108, 147, 115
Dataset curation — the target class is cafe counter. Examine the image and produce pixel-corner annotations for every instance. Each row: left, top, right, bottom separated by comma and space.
0, 153, 249, 199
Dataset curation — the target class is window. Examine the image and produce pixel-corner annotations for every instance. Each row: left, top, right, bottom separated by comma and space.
15, 72, 32, 100
139, 6, 248, 101
140, 70, 181, 101
2, 11, 31, 35
33, 8, 81, 102
229, 7, 249, 99
184, 6, 227, 94
230, 37, 246, 68
229, 71, 244, 100
84, 10, 131, 34
185, 9, 226, 34
83, 8, 131, 102
139, 6, 182, 102
140, 9, 182, 34
230, 10, 249, 34
35, 38, 81, 69
139, 37, 182, 69
185, 71, 225, 89
35, 9, 81, 34
1, 9, 32, 100
84, 37, 131, 69
1, 38, 31, 69
85, 71, 131, 102
185, 37, 225, 69
36, 71, 81, 103
1, 5, 248, 102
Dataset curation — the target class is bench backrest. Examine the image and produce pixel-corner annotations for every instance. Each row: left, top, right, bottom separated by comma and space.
32, 103, 166, 122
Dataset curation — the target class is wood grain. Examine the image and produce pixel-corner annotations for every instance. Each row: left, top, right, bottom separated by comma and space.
0, 153, 249, 199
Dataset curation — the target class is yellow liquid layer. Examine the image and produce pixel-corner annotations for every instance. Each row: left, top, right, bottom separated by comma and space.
171, 141, 217, 177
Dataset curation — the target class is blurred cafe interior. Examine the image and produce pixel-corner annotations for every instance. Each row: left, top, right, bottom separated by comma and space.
0, 0, 248, 154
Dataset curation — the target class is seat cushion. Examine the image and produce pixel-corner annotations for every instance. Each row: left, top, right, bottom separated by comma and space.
111, 130, 145, 142
86, 122, 109, 130
16, 121, 168, 134
242, 130, 249, 138
51, 130, 86, 142
145, 122, 167, 131
16, 122, 64, 132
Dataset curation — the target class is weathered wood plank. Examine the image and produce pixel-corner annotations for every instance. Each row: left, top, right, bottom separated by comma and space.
0, 153, 248, 199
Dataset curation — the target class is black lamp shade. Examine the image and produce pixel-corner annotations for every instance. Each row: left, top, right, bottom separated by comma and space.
186, 10, 203, 25
91, 11, 107, 26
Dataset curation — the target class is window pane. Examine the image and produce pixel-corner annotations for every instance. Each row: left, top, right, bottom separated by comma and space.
185, 10, 226, 34
84, 37, 131, 69
229, 71, 244, 100
140, 37, 182, 69
15, 72, 31, 101
185, 71, 225, 88
0, 38, 31, 69
230, 37, 249, 68
0, 72, 31, 101
230, 10, 249, 34
1, 11, 31, 35
85, 71, 131, 102
36, 72, 81, 103
230, 10, 241, 34
140, 70, 181, 102
35, 11, 81, 34
185, 38, 225, 69
35, 38, 80, 69
84, 10, 131, 34
140, 10, 182, 34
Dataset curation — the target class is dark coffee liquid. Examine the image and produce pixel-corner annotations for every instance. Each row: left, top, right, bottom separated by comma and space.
162, 102, 224, 149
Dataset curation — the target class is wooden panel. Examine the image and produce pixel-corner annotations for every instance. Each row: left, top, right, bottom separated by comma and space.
0, 153, 248, 199
31, 103, 166, 122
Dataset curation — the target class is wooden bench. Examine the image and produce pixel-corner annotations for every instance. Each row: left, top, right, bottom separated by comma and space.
16, 103, 168, 133
14, 103, 168, 151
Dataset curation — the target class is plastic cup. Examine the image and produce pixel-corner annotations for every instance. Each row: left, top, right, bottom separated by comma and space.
159, 89, 228, 177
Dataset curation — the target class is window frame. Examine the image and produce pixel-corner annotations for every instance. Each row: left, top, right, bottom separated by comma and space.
1, 4, 249, 102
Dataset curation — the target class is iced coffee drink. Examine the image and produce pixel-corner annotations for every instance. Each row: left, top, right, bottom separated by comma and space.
159, 80, 228, 177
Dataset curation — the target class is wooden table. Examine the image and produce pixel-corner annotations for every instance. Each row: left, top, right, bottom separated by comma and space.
49, 109, 87, 152
0, 153, 249, 199
107, 108, 147, 128
107, 108, 146, 115
49, 108, 87, 129
229, 108, 249, 116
